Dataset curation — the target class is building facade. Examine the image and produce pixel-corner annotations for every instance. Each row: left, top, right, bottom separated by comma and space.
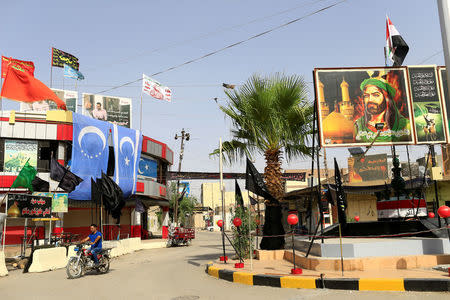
0, 110, 173, 245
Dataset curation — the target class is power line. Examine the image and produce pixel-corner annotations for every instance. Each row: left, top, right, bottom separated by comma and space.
84, 0, 329, 72
95, 1, 346, 95
418, 49, 443, 64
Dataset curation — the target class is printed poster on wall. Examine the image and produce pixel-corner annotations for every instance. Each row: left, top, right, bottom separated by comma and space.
32, 192, 69, 213
314, 67, 414, 147
82, 93, 132, 128
437, 67, 450, 140
20, 89, 78, 112
408, 66, 446, 144
4, 140, 38, 172
7, 193, 52, 218
348, 154, 388, 183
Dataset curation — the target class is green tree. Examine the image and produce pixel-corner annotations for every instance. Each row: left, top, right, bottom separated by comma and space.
167, 182, 198, 226
231, 205, 256, 259
211, 73, 313, 249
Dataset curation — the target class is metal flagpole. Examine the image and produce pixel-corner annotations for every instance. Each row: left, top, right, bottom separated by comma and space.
248, 193, 252, 270
219, 138, 226, 262
2, 196, 8, 252
139, 91, 143, 132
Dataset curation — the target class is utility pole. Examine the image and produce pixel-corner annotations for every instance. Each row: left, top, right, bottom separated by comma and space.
174, 129, 190, 225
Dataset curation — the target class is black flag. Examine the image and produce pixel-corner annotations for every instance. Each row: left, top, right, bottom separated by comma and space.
235, 179, 244, 207
334, 158, 347, 225
99, 172, 124, 223
31, 176, 49, 192
249, 195, 258, 205
245, 158, 276, 202
50, 158, 83, 193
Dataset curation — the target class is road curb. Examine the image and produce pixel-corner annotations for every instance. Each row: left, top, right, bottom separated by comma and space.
205, 264, 450, 292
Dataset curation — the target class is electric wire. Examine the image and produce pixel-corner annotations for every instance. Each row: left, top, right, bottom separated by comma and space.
94, 1, 346, 95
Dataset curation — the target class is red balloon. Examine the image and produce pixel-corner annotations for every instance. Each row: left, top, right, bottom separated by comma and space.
217, 220, 223, 228
233, 217, 242, 227
437, 205, 450, 218
287, 214, 298, 225
428, 212, 435, 218
354, 216, 360, 222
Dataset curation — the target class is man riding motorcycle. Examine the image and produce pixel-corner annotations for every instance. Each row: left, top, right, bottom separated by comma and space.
80, 224, 102, 266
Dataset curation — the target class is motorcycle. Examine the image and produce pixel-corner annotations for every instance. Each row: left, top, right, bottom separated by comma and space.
66, 243, 111, 279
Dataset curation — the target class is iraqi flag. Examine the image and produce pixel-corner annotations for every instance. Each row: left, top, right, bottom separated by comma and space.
386, 15, 409, 66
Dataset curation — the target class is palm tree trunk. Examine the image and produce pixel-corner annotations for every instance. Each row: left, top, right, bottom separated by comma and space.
260, 149, 285, 250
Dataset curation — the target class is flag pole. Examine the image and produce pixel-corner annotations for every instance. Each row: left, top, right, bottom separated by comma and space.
219, 138, 226, 263
139, 91, 143, 132
2, 196, 8, 252
248, 192, 253, 271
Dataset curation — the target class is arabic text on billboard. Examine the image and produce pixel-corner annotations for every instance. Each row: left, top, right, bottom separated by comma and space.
408, 66, 446, 144
348, 154, 388, 183
82, 93, 132, 128
4, 140, 37, 172
315, 67, 413, 147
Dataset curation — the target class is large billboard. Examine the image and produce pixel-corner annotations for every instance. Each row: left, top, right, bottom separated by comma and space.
348, 154, 388, 183
7, 193, 52, 218
20, 89, 78, 112
437, 67, 450, 141
82, 93, 132, 128
408, 66, 446, 144
4, 140, 38, 172
315, 67, 414, 147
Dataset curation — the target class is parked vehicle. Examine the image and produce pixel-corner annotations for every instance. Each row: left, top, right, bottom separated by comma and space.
167, 226, 195, 247
66, 243, 111, 279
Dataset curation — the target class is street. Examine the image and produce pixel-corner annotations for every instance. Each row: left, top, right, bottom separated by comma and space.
0, 231, 448, 300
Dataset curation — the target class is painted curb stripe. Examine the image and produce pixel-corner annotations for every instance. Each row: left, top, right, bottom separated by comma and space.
218, 269, 234, 282
208, 266, 221, 278
206, 265, 450, 291
359, 278, 405, 291
233, 271, 253, 285
253, 275, 281, 287
404, 279, 450, 292
320, 278, 359, 290
280, 277, 316, 289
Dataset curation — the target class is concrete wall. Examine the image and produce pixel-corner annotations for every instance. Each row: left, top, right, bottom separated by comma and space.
201, 182, 249, 210
346, 194, 378, 222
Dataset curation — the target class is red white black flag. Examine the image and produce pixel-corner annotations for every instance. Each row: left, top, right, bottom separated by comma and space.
386, 15, 409, 66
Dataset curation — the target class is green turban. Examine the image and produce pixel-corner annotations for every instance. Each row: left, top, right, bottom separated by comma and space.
360, 78, 396, 99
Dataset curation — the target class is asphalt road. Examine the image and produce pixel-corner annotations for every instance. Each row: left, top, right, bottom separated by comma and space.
0, 231, 448, 300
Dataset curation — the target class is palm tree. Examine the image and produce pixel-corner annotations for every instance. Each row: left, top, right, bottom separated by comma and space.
211, 73, 313, 249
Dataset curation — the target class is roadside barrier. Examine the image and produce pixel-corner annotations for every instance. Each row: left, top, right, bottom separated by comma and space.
28, 247, 67, 273
0, 251, 8, 276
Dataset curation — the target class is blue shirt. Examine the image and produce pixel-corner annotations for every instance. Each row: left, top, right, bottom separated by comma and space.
89, 231, 102, 249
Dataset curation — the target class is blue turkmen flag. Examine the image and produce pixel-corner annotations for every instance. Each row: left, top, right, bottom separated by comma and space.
138, 157, 157, 179
112, 124, 142, 198
64, 64, 84, 80
69, 113, 111, 200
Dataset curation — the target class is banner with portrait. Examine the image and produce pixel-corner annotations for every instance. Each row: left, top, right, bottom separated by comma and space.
348, 154, 388, 183
408, 66, 446, 144
20, 89, 78, 112
314, 67, 414, 147
4, 140, 38, 172
82, 93, 132, 128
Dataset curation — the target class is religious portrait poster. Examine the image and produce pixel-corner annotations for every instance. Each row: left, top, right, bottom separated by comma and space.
408, 66, 447, 144
314, 67, 414, 147
82, 93, 132, 128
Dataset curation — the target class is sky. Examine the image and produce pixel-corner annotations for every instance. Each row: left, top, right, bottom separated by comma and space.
0, 0, 447, 198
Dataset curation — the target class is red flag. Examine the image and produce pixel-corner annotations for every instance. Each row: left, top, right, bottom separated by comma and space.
1, 65, 66, 110
1, 56, 35, 79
